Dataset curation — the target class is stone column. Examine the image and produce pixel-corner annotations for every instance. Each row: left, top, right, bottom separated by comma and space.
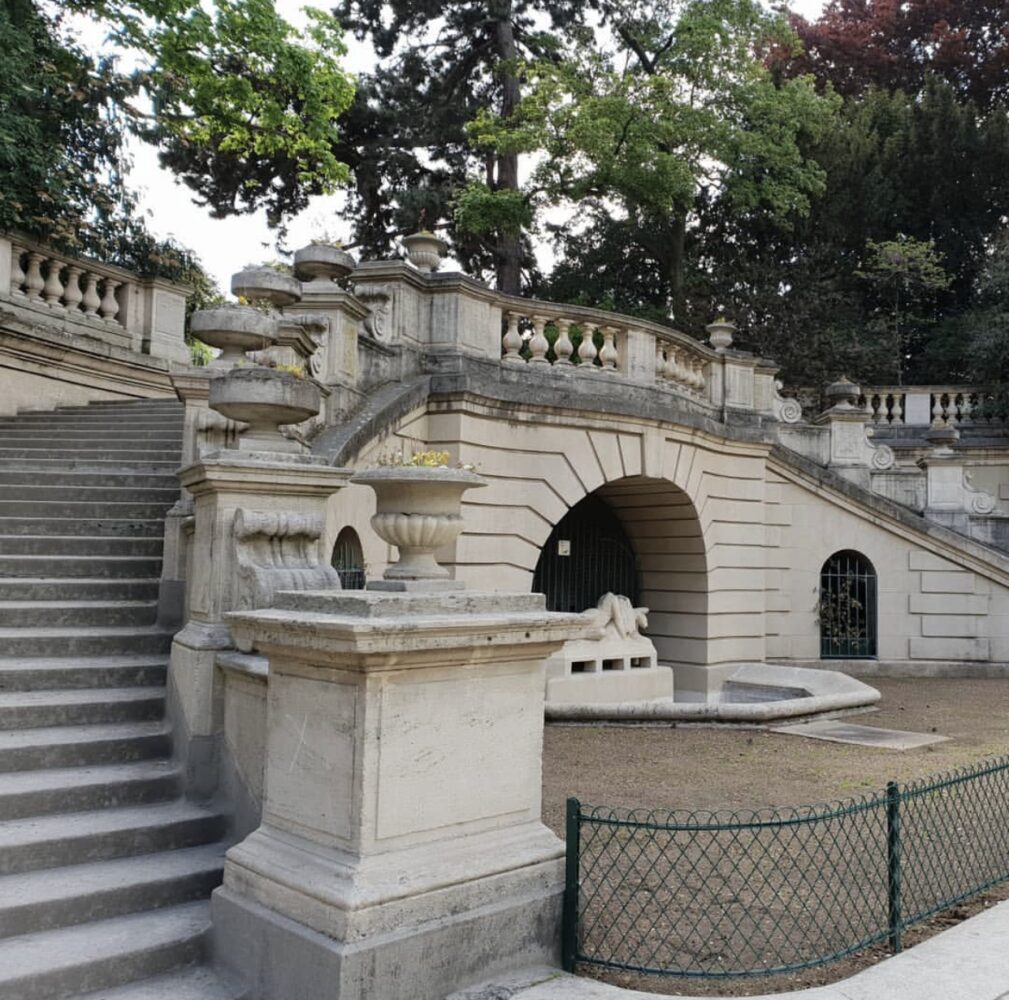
168, 452, 349, 795
212, 587, 590, 1000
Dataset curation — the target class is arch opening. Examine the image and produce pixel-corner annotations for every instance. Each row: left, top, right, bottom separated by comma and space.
331, 526, 366, 590
533, 494, 639, 613
819, 550, 877, 659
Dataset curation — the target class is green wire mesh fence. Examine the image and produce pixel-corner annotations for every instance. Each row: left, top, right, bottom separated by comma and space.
562, 754, 1009, 980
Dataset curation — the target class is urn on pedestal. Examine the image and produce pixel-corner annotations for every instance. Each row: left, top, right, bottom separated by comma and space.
351, 465, 485, 582
209, 367, 320, 454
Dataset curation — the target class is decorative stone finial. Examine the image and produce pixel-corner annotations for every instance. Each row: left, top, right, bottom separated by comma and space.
825, 375, 861, 409
402, 231, 449, 273
293, 243, 357, 284
706, 317, 736, 351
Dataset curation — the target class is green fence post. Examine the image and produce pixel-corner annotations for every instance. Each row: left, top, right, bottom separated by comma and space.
562, 797, 581, 973
886, 780, 903, 953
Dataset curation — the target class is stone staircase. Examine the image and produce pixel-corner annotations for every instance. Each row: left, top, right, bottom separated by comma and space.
0, 399, 234, 1000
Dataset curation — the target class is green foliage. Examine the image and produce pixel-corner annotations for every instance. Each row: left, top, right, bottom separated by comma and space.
453, 183, 531, 236
188, 339, 214, 366
1, 0, 354, 279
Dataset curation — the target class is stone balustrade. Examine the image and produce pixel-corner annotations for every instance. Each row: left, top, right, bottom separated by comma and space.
0, 233, 190, 363
497, 301, 713, 403
861, 386, 1002, 427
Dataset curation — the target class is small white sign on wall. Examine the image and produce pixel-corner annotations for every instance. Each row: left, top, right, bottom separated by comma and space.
558, 539, 571, 556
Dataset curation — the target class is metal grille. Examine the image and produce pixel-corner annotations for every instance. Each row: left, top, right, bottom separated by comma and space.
331, 526, 365, 590
562, 754, 1009, 980
533, 495, 639, 612
819, 550, 877, 658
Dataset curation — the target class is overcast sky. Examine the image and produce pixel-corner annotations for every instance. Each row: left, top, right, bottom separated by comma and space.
124, 0, 829, 294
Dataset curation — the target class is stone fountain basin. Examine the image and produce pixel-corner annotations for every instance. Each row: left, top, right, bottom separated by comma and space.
546, 663, 880, 724
209, 367, 320, 427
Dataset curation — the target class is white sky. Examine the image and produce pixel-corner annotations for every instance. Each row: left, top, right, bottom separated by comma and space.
122, 0, 829, 294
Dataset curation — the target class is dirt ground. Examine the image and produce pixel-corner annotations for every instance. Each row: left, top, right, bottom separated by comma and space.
541, 677, 1009, 996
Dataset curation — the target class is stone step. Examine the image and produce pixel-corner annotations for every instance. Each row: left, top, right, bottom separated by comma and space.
0, 536, 164, 558
0, 417, 182, 429
0, 460, 182, 472
0, 760, 181, 820
0, 600, 159, 629
0, 721, 170, 771
54, 402, 183, 412
0, 449, 182, 462
0, 429, 183, 442
0, 656, 166, 693
0, 687, 165, 729
0, 900, 210, 1000
0, 471, 179, 488
0, 500, 174, 520
0, 578, 160, 601
0, 625, 171, 658
0, 485, 179, 503
68, 966, 237, 1000
0, 518, 168, 538
0, 801, 226, 875
0, 845, 225, 940
0, 553, 163, 577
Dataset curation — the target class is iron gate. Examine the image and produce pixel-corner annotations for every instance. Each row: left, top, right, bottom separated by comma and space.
819, 550, 877, 658
533, 494, 639, 612
331, 526, 366, 590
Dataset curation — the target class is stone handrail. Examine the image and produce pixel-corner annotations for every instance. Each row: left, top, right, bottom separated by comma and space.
860, 386, 1002, 427
1, 233, 190, 364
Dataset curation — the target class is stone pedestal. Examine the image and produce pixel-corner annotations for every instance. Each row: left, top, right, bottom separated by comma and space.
212, 589, 590, 1000
168, 452, 349, 795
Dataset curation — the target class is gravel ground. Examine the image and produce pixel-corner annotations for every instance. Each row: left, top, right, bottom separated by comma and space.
541, 677, 1009, 996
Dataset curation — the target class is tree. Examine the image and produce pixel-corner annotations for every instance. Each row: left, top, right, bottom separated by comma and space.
467, 0, 839, 327
1, 0, 355, 275
856, 236, 951, 385
787, 0, 1009, 111
332, 0, 595, 293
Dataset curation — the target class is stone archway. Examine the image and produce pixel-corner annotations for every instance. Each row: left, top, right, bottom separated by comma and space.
529, 475, 708, 674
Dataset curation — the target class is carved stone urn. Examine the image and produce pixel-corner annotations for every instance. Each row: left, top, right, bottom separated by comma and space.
189, 306, 276, 368
230, 267, 302, 308
293, 243, 356, 284
208, 367, 320, 453
401, 231, 448, 274
705, 317, 736, 352
351, 466, 486, 580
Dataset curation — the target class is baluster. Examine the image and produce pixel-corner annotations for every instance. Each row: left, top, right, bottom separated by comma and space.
690, 358, 703, 391
99, 278, 121, 323
862, 395, 874, 421
527, 315, 550, 365
501, 311, 524, 364
81, 272, 101, 317
667, 348, 681, 384
960, 392, 974, 426
9, 244, 26, 296
24, 252, 45, 301
931, 393, 944, 425
554, 318, 574, 365
655, 344, 667, 380
599, 326, 618, 370
42, 258, 65, 307
891, 393, 904, 425
868, 394, 881, 424
576, 324, 598, 366
62, 265, 83, 313
695, 359, 706, 392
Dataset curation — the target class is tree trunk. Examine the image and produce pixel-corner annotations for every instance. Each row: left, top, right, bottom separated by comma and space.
668, 215, 687, 326
492, 4, 523, 295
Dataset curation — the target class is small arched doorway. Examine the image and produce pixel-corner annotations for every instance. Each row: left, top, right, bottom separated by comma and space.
819, 550, 877, 658
331, 526, 366, 590
533, 494, 639, 612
